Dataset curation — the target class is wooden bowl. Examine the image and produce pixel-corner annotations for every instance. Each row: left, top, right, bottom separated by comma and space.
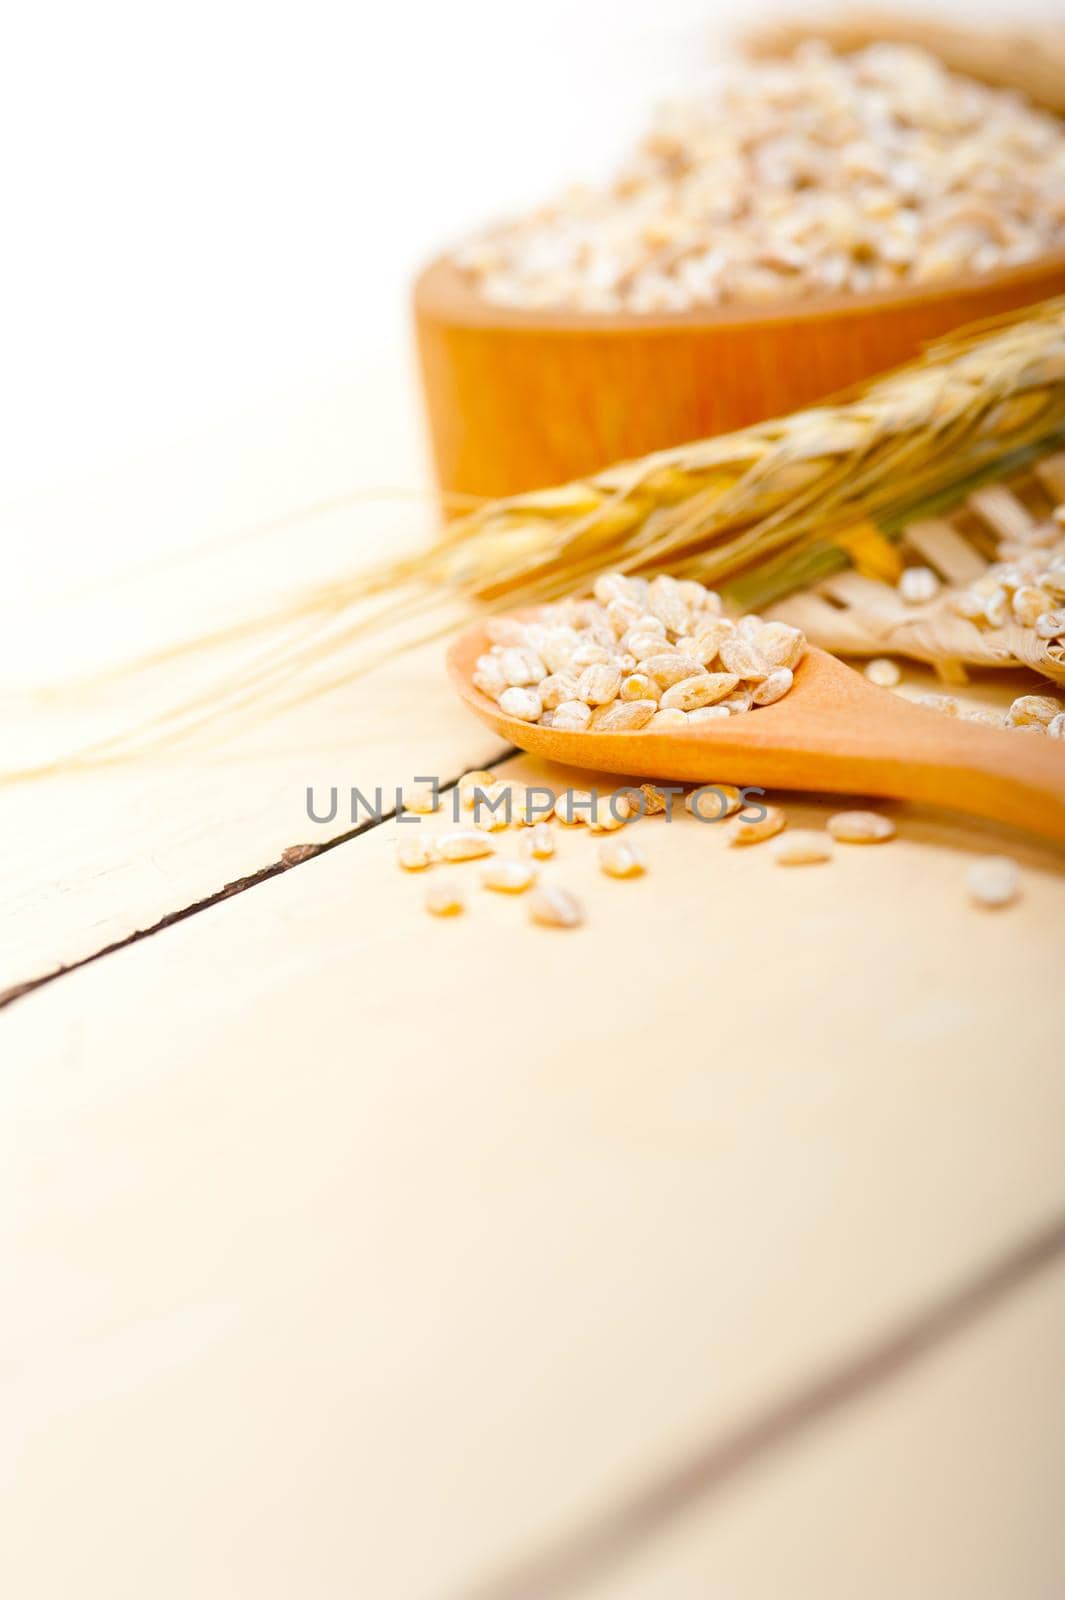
413, 249, 1065, 505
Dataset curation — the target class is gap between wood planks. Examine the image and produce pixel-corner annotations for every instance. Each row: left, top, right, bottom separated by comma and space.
0, 752, 518, 1014
459, 1207, 1065, 1600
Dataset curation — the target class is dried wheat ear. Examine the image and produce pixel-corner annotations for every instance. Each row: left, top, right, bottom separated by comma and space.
769, 451, 1065, 689
473, 574, 805, 731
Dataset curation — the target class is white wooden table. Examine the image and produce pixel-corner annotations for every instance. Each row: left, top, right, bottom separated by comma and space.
4, 352, 1065, 1599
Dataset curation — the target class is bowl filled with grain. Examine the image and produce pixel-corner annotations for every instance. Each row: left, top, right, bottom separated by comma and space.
415, 42, 1065, 504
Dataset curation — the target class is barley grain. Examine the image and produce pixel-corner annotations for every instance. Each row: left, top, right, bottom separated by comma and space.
951, 590, 990, 623
499, 646, 546, 686
915, 692, 959, 716
772, 829, 833, 864
539, 672, 580, 710
642, 653, 705, 689
1012, 586, 1053, 626
756, 622, 806, 670
731, 805, 786, 846
499, 686, 543, 721
593, 572, 635, 606
524, 822, 556, 859
551, 699, 594, 731
719, 636, 770, 681
752, 667, 794, 706
588, 793, 634, 831
605, 598, 642, 637
459, 770, 499, 809
402, 782, 438, 814
1045, 561, 1065, 599
983, 586, 1010, 628
864, 657, 901, 687
472, 656, 507, 700
687, 705, 732, 723
397, 836, 434, 871
661, 673, 738, 712
619, 671, 660, 702
598, 838, 647, 878
827, 810, 896, 843
1005, 693, 1064, 727
626, 630, 673, 662
482, 859, 537, 893
576, 662, 623, 705
542, 630, 581, 674
722, 690, 754, 714
590, 698, 658, 731
439, 829, 495, 862
512, 792, 544, 826
569, 641, 613, 670
555, 790, 595, 825
638, 783, 672, 816
966, 855, 1020, 908
648, 575, 690, 635
690, 618, 736, 660
425, 881, 466, 916
686, 784, 741, 820
529, 884, 585, 928
899, 566, 940, 605
965, 707, 1004, 728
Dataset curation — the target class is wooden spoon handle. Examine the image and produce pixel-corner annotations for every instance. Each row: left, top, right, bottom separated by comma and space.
853, 712, 1065, 843
760, 657, 1065, 843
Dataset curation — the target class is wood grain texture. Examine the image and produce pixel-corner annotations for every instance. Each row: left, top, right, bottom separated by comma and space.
0, 354, 504, 994
414, 252, 1065, 501
0, 648, 506, 996
577, 1257, 1065, 1600
450, 628, 1065, 844
5, 748, 1065, 1599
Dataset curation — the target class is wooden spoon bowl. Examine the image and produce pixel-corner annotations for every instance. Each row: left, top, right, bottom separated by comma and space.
448, 622, 1065, 844
415, 250, 1065, 504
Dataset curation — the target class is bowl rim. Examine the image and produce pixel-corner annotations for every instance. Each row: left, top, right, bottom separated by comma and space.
414, 248, 1065, 335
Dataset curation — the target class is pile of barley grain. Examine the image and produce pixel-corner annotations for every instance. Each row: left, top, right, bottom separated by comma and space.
474, 572, 805, 731
453, 43, 1065, 314
946, 501, 1065, 662
871, 488, 1065, 721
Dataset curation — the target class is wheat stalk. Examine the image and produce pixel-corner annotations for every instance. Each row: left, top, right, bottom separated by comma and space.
9, 299, 1065, 781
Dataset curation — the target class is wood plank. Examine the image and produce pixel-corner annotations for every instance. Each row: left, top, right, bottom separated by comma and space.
577, 1256, 1065, 1599
0, 638, 506, 992
5, 760, 1064, 1597
0, 355, 508, 991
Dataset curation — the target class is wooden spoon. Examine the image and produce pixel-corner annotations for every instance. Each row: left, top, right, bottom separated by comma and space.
447, 625, 1065, 844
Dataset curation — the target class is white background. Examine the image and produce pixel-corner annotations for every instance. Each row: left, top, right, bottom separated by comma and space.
1, 0, 1060, 503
